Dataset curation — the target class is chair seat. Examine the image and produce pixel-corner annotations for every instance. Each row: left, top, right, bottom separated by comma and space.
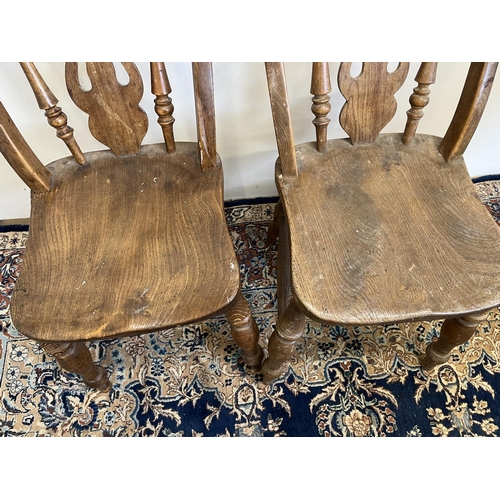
279, 133, 500, 325
11, 142, 241, 342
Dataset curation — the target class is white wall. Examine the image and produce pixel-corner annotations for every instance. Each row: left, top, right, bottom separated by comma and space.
1, 62, 499, 220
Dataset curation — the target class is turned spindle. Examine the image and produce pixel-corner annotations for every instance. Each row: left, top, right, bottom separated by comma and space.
311, 62, 332, 153
20, 62, 86, 165
151, 62, 176, 153
402, 62, 438, 145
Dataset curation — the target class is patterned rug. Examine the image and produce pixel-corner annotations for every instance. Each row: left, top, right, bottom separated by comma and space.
1, 180, 500, 437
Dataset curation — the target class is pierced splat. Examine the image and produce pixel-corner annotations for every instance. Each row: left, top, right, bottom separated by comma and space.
338, 62, 410, 145
65, 63, 148, 156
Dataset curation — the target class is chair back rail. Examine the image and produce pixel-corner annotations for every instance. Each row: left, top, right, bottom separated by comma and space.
265, 62, 299, 177
192, 62, 219, 171
3, 62, 222, 192
266, 62, 498, 175
0, 101, 52, 191
439, 62, 498, 161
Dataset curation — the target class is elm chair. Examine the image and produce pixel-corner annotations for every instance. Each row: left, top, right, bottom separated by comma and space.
0, 62, 263, 391
262, 62, 500, 383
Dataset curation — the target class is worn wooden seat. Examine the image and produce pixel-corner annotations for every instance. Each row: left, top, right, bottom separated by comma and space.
0, 62, 263, 391
263, 62, 500, 383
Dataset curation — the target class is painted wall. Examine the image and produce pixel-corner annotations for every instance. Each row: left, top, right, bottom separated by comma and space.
0, 62, 499, 220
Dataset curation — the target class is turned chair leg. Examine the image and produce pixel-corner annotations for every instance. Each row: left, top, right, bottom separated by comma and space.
40, 340, 112, 392
267, 199, 283, 245
226, 290, 264, 369
420, 311, 489, 372
276, 205, 292, 317
261, 297, 306, 383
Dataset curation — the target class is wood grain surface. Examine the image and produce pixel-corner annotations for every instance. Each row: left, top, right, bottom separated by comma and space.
278, 133, 500, 325
11, 143, 240, 341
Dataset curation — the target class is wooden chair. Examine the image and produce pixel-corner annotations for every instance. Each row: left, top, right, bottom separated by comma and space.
262, 62, 500, 383
0, 62, 263, 391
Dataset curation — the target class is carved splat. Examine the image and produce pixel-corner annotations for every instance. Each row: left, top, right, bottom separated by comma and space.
338, 62, 410, 145
65, 63, 148, 157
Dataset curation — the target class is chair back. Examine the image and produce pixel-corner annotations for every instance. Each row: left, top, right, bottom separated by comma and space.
0, 62, 219, 192
265, 62, 497, 177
